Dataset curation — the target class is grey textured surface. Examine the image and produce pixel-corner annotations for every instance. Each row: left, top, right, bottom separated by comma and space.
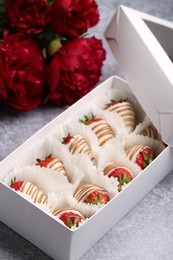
1, 0, 173, 259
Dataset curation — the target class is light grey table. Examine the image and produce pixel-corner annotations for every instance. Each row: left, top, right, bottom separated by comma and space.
1, 1, 173, 259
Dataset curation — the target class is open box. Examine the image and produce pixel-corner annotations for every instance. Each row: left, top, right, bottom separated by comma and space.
105, 5, 173, 146
0, 5, 173, 260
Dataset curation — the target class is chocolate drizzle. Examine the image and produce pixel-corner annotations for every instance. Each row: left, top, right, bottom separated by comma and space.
21, 181, 47, 204
46, 159, 67, 176
141, 124, 160, 140
88, 119, 115, 146
68, 135, 91, 155
53, 207, 84, 219
125, 144, 146, 162
106, 101, 135, 132
104, 162, 119, 176
74, 183, 108, 202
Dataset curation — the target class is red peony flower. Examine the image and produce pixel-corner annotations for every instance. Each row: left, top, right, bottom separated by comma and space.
49, 0, 99, 39
0, 32, 46, 111
6, 0, 51, 34
46, 37, 106, 105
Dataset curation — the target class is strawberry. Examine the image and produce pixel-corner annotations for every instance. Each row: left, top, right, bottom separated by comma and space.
108, 166, 132, 179
105, 99, 135, 132
10, 178, 47, 204
105, 99, 127, 109
79, 113, 115, 146
36, 154, 67, 177
62, 134, 74, 144
108, 167, 133, 192
126, 144, 154, 170
62, 133, 95, 162
10, 177, 24, 191
74, 183, 110, 205
36, 154, 53, 167
59, 212, 83, 228
141, 124, 161, 140
79, 113, 101, 125
136, 146, 154, 169
104, 163, 133, 192
84, 190, 110, 205
53, 207, 85, 228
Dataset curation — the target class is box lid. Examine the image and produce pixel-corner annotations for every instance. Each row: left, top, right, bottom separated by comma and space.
105, 5, 173, 146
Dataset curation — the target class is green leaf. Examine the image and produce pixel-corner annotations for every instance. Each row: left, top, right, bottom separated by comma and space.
46, 154, 52, 159
119, 173, 123, 184
11, 176, 16, 186
79, 113, 96, 124
74, 216, 79, 227
67, 216, 72, 228
143, 151, 148, 161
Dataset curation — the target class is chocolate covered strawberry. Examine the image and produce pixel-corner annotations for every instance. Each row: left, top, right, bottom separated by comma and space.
10, 177, 47, 204
141, 124, 161, 140
125, 144, 154, 170
79, 113, 115, 146
36, 154, 67, 177
74, 183, 110, 205
53, 207, 84, 228
103, 162, 133, 192
105, 99, 135, 132
62, 133, 95, 161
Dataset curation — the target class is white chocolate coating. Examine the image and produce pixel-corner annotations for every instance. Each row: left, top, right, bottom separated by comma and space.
104, 162, 133, 178
21, 181, 47, 204
74, 183, 108, 202
53, 207, 84, 219
88, 119, 114, 146
104, 162, 119, 176
106, 101, 135, 132
46, 159, 67, 176
142, 124, 160, 140
65, 135, 93, 158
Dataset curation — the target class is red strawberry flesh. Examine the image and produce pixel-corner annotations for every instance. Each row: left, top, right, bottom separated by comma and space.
136, 147, 154, 169
62, 135, 74, 144
79, 114, 102, 125
86, 118, 102, 125
36, 157, 55, 167
10, 180, 24, 191
108, 167, 133, 192
59, 212, 83, 228
105, 101, 120, 109
84, 190, 109, 204
108, 167, 133, 180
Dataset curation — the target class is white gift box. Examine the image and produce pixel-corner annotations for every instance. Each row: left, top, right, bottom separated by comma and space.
1, 5, 173, 260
